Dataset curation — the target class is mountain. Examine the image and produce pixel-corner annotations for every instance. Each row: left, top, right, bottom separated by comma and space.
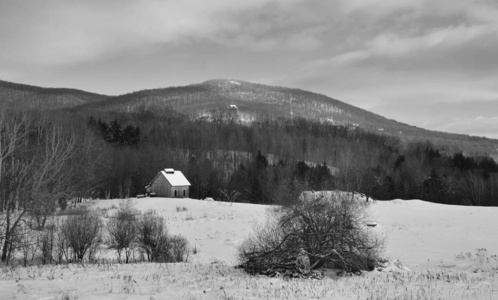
1, 78, 497, 156
74, 79, 498, 156
0, 80, 109, 110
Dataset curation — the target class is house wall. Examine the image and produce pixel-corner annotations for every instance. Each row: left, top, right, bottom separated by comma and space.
150, 176, 189, 198
170, 185, 189, 198
150, 174, 170, 197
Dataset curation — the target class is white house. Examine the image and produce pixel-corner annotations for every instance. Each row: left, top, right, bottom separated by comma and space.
145, 168, 191, 198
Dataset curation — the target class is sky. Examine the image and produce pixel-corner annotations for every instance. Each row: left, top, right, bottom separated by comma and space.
1, 0, 498, 138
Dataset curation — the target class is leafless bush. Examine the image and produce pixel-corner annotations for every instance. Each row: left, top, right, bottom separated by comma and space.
169, 235, 190, 262
39, 223, 56, 265
108, 200, 138, 263
136, 210, 190, 263
60, 208, 103, 262
16, 224, 38, 267
28, 199, 57, 230
54, 218, 71, 263
136, 210, 170, 262
238, 192, 384, 276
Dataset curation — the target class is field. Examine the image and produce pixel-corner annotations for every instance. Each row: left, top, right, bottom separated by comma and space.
1, 197, 498, 299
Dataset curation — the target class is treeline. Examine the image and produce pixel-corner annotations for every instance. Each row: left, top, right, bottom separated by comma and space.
70, 108, 498, 207
2, 108, 498, 212
88, 117, 141, 147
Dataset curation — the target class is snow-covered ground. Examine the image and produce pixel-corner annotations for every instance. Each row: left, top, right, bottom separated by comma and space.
369, 199, 498, 270
92, 197, 498, 271
2, 197, 498, 299
92, 197, 272, 265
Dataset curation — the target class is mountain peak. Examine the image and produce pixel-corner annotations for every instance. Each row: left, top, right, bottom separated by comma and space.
201, 79, 245, 87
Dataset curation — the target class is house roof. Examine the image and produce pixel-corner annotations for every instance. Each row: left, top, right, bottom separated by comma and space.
159, 169, 191, 186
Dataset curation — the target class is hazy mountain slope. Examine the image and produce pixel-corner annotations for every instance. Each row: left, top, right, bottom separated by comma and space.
75, 79, 498, 155
0, 80, 109, 110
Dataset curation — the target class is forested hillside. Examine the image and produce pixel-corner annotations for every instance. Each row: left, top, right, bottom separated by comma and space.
0, 80, 108, 110
74, 79, 498, 156
3, 107, 497, 214
2, 78, 498, 156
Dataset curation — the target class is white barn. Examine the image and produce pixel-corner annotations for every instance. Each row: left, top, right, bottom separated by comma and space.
145, 168, 191, 198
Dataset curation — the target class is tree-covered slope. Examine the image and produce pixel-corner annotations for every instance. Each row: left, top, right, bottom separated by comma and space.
0, 80, 109, 110
75, 79, 498, 156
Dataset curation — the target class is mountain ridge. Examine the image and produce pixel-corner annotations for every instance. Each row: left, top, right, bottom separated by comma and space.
0, 79, 109, 110
1, 78, 497, 156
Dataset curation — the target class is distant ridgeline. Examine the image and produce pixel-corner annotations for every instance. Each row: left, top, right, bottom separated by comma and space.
1, 79, 498, 206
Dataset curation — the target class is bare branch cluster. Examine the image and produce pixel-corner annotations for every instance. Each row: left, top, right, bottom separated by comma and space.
238, 191, 384, 277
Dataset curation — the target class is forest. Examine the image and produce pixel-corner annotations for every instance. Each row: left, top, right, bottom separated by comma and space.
1, 105, 498, 221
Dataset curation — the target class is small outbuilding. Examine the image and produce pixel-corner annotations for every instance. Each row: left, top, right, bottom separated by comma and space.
145, 168, 191, 198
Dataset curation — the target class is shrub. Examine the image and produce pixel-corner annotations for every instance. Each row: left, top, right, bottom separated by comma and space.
28, 199, 57, 230
169, 235, 190, 262
16, 224, 38, 267
176, 206, 188, 212
54, 218, 71, 263
136, 211, 170, 262
136, 211, 190, 263
108, 200, 139, 263
60, 208, 103, 262
40, 223, 57, 265
238, 191, 384, 276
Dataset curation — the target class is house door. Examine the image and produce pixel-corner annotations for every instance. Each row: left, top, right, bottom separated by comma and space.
174, 190, 177, 197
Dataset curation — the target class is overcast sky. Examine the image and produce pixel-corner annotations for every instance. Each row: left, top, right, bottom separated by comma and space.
1, 0, 497, 138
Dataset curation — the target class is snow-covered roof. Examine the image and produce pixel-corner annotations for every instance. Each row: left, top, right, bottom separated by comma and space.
160, 169, 191, 186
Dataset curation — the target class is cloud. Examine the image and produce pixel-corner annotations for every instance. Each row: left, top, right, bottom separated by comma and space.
0, 0, 314, 68
328, 24, 498, 77
367, 99, 498, 139
279, 0, 498, 111
1, 0, 497, 138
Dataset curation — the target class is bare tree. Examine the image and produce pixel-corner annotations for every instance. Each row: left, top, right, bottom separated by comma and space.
458, 171, 485, 206
1, 112, 77, 263
218, 189, 241, 203
0, 110, 32, 263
